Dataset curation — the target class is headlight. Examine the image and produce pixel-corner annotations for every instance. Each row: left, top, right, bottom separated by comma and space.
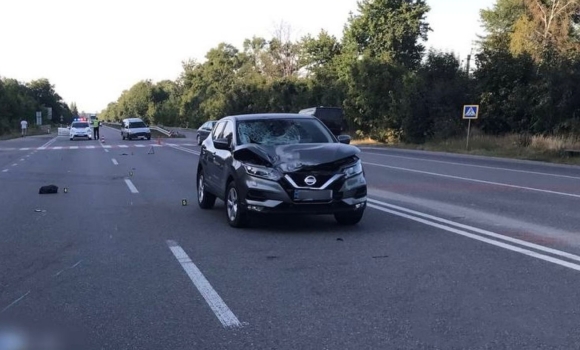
243, 164, 281, 181
343, 160, 363, 178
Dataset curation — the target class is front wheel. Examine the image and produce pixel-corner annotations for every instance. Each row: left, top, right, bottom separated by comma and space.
226, 181, 249, 228
197, 171, 216, 209
334, 210, 365, 225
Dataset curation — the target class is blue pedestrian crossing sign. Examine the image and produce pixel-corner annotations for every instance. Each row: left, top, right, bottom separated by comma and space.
463, 105, 479, 119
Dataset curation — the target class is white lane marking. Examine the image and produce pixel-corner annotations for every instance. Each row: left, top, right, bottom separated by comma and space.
364, 161, 580, 199
368, 203, 580, 272
362, 149, 580, 180
166, 240, 243, 328
104, 149, 109, 153
38, 136, 58, 149
102, 145, 112, 149
135, 144, 146, 148
19, 158, 24, 161
2, 169, 8, 173
19, 148, 29, 151
1, 291, 31, 314
118, 145, 129, 148
111, 158, 118, 165
70, 146, 79, 149
168, 144, 200, 155
368, 198, 580, 263
53, 146, 63, 150
86, 145, 96, 149
124, 178, 139, 193
11, 163, 17, 167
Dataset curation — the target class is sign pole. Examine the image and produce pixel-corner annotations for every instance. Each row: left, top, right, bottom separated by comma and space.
466, 119, 471, 151
462, 104, 479, 152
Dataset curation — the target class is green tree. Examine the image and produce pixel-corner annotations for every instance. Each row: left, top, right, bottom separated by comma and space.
343, 0, 431, 70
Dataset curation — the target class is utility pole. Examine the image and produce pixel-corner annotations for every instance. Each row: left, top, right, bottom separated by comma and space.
466, 54, 471, 75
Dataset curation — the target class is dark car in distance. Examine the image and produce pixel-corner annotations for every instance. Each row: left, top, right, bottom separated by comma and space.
196, 121, 217, 145
196, 113, 367, 228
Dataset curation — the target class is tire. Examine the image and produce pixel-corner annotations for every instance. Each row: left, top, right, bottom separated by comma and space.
122, 133, 126, 140
226, 181, 249, 228
196, 135, 201, 145
147, 135, 151, 140
197, 170, 216, 209
334, 210, 365, 225
69, 138, 73, 141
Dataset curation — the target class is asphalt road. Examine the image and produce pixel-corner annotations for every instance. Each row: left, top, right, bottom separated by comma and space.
1, 126, 580, 349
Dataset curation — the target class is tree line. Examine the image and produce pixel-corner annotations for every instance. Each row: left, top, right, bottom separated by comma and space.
0, 77, 77, 135
95, 0, 580, 143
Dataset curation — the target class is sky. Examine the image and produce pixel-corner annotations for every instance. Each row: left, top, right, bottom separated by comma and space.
0, 0, 495, 113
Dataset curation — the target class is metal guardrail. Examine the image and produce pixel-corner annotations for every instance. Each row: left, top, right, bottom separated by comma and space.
149, 126, 172, 137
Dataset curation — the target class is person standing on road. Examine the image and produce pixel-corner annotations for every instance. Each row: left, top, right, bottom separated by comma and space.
20, 119, 28, 137
93, 117, 100, 140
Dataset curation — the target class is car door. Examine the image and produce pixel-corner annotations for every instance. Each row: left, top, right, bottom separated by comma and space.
213, 121, 235, 191
203, 121, 226, 192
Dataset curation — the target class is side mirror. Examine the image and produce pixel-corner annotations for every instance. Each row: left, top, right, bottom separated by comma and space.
338, 135, 351, 144
213, 138, 231, 150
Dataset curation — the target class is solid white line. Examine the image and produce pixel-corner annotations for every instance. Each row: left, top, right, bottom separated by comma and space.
168, 144, 200, 155
362, 151, 580, 180
38, 136, 58, 149
1, 291, 30, 314
124, 179, 139, 193
368, 198, 580, 263
111, 158, 118, 165
364, 161, 580, 199
166, 240, 242, 328
368, 203, 580, 272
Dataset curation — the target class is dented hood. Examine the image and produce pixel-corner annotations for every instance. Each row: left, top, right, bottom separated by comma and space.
233, 143, 360, 172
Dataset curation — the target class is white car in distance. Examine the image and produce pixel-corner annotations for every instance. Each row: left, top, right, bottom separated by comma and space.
69, 121, 92, 141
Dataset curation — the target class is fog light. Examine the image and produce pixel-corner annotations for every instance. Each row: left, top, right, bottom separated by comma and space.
248, 205, 264, 212
355, 202, 366, 209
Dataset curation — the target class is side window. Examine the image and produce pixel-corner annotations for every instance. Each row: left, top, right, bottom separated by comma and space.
211, 122, 225, 140
221, 121, 234, 142
201, 122, 209, 130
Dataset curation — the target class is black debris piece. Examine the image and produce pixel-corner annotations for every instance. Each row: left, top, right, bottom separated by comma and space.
39, 185, 58, 194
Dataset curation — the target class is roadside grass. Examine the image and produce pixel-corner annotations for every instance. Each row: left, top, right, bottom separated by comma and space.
351, 133, 580, 166
0, 126, 54, 140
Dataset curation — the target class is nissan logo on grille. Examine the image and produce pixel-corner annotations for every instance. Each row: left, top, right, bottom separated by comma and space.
304, 176, 317, 186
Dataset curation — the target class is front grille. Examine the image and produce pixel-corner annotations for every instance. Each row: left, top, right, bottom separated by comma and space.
286, 173, 335, 188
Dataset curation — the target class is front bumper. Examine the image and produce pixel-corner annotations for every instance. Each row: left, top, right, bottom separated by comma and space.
127, 132, 151, 138
71, 133, 92, 139
239, 172, 367, 215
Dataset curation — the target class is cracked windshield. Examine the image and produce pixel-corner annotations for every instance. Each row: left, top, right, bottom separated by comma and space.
2, 0, 580, 349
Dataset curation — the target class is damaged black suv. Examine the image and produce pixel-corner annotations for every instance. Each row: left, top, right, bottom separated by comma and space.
196, 113, 367, 228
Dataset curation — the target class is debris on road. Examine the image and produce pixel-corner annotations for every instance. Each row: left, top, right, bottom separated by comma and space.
38, 185, 58, 194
